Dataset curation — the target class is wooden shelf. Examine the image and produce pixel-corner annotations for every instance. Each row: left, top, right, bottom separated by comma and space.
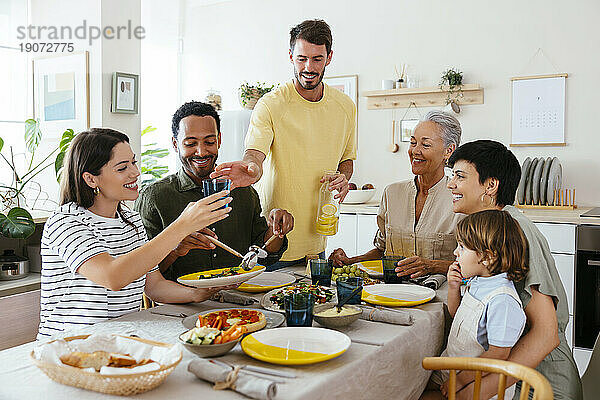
362, 84, 484, 110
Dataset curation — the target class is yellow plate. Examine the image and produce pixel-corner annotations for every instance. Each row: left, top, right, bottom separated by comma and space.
241, 327, 350, 365
355, 260, 383, 279
361, 283, 435, 307
237, 272, 296, 293
177, 265, 265, 288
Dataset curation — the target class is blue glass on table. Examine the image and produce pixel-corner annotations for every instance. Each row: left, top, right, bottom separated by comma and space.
382, 255, 407, 284
336, 276, 363, 305
284, 293, 314, 327
309, 259, 333, 286
202, 179, 232, 209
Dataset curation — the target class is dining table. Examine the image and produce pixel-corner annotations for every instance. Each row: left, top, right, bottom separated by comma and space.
0, 265, 448, 400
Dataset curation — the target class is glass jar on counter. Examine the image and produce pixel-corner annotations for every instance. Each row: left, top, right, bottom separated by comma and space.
315, 170, 341, 236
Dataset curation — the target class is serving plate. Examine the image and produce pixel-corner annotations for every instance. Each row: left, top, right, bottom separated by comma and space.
177, 265, 265, 288
540, 156, 552, 205
361, 284, 435, 307
355, 260, 384, 279
181, 308, 285, 330
525, 157, 538, 205
342, 189, 376, 204
260, 285, 337, 313
532, 157, 545, 205
516, 157, 531, 205
237, 272, 295, 293
241, 327, 350, 365
546, 157, 562, 205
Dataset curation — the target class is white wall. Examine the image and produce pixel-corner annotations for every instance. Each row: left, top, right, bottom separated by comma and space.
179, 0, 600, 206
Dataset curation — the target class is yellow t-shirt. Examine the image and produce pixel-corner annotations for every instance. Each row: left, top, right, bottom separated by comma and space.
245, 81, 357, 261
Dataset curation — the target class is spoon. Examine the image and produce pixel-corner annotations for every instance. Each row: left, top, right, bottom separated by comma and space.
336, 286, 363, 313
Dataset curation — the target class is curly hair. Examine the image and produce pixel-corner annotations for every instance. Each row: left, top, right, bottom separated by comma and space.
171, 101, 220, 138
456, 209, 529, 282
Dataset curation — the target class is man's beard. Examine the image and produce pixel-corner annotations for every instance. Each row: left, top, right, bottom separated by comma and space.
294, 66, 326, 90
182, 155, 217, 181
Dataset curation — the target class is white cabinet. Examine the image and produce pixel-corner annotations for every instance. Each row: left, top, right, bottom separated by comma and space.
357, 214, 379, 254
325, 213, 378, 258
535, 223, 576, 254
325, 214, 357, 257
553, 253, 575, 315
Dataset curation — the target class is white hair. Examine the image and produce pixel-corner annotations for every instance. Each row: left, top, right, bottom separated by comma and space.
420, 111, 462, 149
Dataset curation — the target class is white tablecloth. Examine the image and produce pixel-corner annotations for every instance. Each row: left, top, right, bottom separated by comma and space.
0, 268, 446, 400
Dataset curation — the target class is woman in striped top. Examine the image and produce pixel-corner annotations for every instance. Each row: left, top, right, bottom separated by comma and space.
38, 128, 233, 339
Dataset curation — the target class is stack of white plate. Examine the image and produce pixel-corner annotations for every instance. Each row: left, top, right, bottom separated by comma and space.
516, 157, 562, 206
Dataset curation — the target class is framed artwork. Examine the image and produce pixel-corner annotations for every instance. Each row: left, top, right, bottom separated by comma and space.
400, 119, 419, 142
33, 51, 89, 137
112, 72, 139, 114
510, 73, 567, 146
324, 74, 358, 135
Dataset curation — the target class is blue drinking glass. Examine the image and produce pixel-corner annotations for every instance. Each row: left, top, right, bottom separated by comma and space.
336, 276, 363, 305
202, 179, 232, 209
382, 255, 407, 284
284, 293, 314, 327
309, 259, 333, 286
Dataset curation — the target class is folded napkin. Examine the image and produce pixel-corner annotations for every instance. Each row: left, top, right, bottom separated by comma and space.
358, 305, 413, 326
211, 290, 258, 306
409, 273, 446, 290
188, 358, 276, 400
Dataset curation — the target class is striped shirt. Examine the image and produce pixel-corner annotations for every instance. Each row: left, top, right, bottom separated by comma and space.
38, 203, 157, 340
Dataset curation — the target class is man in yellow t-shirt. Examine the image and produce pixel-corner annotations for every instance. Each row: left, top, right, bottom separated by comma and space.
211, 19, 357, 269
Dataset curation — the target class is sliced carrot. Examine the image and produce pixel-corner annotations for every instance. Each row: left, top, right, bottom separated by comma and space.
197, 315, 205, 327
213, 335, 223, 345
214, 315, 223, 331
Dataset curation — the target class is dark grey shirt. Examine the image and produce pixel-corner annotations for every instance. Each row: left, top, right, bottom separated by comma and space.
134, 169, 287, 281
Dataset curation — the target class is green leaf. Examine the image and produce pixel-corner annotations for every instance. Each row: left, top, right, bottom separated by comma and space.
142, 148, 169, 158
0, 136, 4, 152
24, 119, 42, 154
0, 207, 35, 239
141, 125, 157, 136
55, 129, 76, 181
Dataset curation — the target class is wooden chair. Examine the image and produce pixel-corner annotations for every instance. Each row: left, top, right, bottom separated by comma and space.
141, 293, 156, 310
422, 357, 553, 400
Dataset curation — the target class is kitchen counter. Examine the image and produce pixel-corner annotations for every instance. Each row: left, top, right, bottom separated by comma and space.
341, 203, 600, 225
0, 273, 41, 298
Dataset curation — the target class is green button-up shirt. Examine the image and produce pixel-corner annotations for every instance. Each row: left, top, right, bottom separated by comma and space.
134, 169, 287, 281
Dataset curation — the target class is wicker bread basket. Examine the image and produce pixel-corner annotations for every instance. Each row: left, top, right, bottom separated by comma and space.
30, 335, 182, 396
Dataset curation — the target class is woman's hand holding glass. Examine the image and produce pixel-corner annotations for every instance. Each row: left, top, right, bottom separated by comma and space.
175, 190, 232, 236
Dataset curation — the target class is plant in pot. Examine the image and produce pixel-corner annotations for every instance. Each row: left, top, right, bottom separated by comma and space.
239, 82, 276, 110
140, 125, 170, 187
0, 119, 76, 239
439, 68, 464, 107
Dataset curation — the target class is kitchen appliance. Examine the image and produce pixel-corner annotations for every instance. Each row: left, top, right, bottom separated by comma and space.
0, 249, 29, 280
575, 225, 600, 349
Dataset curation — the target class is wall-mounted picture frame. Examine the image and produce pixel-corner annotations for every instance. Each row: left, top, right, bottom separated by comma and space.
33, 51, 90, 138
324, 74, 358, 135
400, 119, 420, 143
111, 72, 139, 114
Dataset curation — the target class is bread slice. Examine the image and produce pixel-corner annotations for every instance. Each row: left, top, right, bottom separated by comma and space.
60, 351, 111, 371
108, 353, 137, 367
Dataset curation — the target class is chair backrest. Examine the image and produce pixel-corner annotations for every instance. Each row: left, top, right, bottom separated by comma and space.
422, 356, 553, 400
582, 332, 600, 400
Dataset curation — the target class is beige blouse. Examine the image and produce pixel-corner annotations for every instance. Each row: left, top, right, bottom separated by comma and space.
374, 176, 464, 261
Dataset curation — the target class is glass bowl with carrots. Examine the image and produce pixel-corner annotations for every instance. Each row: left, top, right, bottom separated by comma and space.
179, 322, 247, 358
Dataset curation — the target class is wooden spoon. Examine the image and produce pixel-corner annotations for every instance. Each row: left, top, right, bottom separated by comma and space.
389, 120, 399, 152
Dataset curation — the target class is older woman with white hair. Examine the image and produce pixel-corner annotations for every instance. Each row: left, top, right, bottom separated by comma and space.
330, 111, 463, 279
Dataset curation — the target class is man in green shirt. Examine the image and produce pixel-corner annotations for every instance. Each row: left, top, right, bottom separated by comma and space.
135, 101, 294, 281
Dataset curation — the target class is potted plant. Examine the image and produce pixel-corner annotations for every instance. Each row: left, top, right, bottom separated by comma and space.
0, 119, 75, 239
439, 68, 464, 105
239, 82, 275, 110
140, 125, 170, 186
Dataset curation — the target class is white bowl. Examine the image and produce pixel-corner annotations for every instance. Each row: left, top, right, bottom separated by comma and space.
343, 189, 376, 204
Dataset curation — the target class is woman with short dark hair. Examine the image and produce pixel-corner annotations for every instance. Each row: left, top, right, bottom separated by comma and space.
38, 128, 233, 339
445, 139, 582, 399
